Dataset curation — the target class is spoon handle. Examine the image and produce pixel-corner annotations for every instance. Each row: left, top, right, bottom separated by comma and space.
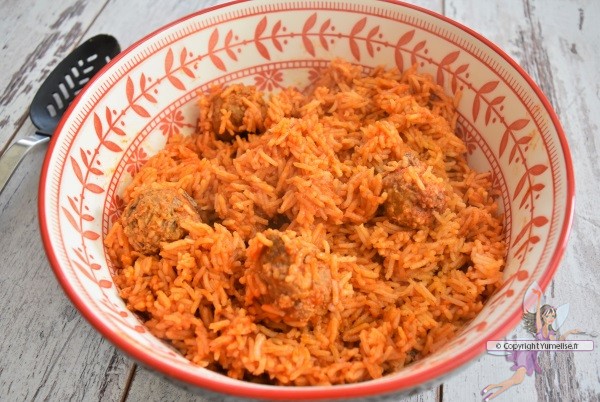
0, 134, 50, 196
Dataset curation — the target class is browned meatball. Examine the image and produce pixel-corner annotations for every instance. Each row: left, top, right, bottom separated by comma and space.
245, 230, 332, 327
382, 154, 447, 229
121, 187, 201, 255
210, 84, 267, 141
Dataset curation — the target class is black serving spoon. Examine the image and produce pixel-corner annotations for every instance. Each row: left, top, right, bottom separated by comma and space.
0, 34, 120, 195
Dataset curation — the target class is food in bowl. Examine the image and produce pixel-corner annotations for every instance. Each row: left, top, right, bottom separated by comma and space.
104, 59, 505, 385
40, 0, 574, 397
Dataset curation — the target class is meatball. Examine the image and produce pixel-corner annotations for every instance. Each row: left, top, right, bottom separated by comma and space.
382, 153, 447, 229
210, 84, 267, 141
245, 230, 332, 327
121, 187, 201, 255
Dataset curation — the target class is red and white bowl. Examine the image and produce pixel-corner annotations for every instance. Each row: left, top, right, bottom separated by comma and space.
39, 0, 574, 399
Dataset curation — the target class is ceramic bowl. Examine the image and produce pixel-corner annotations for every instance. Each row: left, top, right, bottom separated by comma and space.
39, 0, 574, 399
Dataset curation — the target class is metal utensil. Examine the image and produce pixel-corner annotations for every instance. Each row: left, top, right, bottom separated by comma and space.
0, 34, 120, 195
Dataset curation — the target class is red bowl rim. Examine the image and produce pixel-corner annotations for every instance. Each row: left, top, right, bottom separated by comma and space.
38, 0, 575, 399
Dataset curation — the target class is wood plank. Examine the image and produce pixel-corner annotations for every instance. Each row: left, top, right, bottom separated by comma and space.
527, 0, 600, 400
0, 4, 136, 399
0, 0, 110, 152
83, 0, 218, 49
20, 0, 600, 401
0, 0, 225, 400
126, 365, 442, 402
442, 0, 600, 401
0, 142, 132, 401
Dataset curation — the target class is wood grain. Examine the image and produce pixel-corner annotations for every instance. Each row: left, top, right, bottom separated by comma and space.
126, 365, 442, 402
0, 0, 598, 401
0, 0, 224, 400
442, 0, 600, 401
0, 0, 109, 153
0, 1, 110, 395
0, 144, 131, 401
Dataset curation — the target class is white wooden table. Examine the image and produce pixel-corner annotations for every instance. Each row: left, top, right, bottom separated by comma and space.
1, 1, 598, 401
